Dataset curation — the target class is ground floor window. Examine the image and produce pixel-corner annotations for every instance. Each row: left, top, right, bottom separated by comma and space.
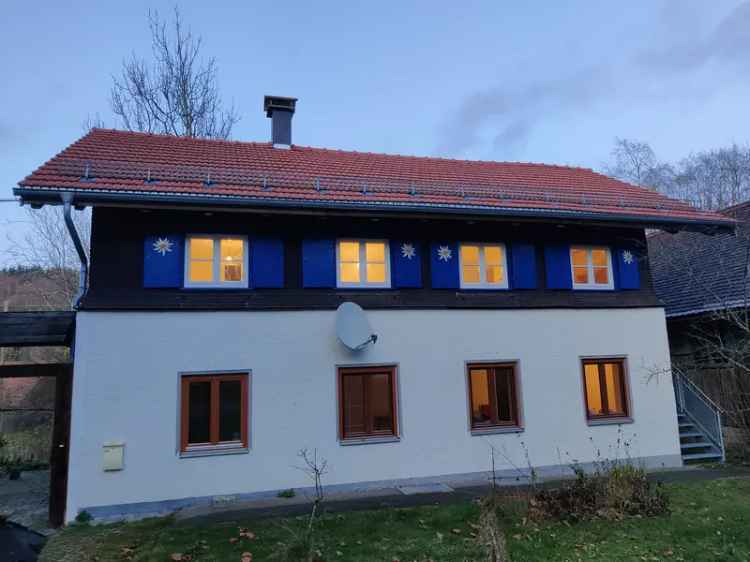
180, 373, 248, 452
581, 358, 629, 420
338, 365, 398, 441
467, 362, 521, 430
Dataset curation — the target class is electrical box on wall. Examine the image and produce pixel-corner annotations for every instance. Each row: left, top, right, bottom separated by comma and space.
102, 442, 124, 471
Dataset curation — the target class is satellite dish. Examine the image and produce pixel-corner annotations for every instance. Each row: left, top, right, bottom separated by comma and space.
336, 302, 377, 351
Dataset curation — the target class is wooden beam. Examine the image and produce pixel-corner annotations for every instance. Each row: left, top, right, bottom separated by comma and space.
0, 362, 72, 378
0, 312, 75, 347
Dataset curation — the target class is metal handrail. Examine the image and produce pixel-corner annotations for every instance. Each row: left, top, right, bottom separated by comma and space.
673, 369, 725, 461
673, 368, 723, 413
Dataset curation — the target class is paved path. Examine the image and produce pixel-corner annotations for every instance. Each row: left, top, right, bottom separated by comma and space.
176, 465, 750, 527
0, 470, 53, 534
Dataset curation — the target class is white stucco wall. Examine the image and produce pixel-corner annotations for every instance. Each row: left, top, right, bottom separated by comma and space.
67, 308, 681, 521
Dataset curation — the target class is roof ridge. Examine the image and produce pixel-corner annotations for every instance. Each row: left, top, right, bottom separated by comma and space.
86, 128, 599, 174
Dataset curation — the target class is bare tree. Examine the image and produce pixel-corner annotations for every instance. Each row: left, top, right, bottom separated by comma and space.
605, 138, 750, 210
82, 113, 106, 133
605, 138, 661, 188
5, 206, 90, 310
110, 7, 239, 139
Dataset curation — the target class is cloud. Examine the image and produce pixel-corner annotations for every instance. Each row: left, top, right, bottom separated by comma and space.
437, 1, 750, 158
638, 1, 750, 72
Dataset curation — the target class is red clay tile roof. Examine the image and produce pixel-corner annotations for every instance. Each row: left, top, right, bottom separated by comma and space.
16, 128, 732, 228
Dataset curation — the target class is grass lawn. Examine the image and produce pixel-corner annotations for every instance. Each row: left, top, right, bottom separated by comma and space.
40, 478, 750, 562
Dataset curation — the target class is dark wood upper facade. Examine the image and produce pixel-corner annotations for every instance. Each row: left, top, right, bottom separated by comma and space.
82, 206, 659, 311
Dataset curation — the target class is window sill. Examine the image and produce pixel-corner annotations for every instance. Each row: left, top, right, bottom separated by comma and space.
470, 426, 524, 436
586, 417, 633, 427
339, 436, 400, 447
179, 445, 249, 458
572, 286, 615, 291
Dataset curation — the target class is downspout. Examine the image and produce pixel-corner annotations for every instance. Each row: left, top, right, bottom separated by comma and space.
61, 193, 88, 309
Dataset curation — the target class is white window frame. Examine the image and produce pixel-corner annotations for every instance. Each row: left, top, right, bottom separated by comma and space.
459, 243, 509, 290
336, 239, 391, 289
570, 246, 614, 290
184, 234, 249, 288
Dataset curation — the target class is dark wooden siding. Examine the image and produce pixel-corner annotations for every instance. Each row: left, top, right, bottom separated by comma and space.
83, 207, 660, 311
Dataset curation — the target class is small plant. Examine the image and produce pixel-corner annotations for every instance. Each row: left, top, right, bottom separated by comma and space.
274, 448, 328, 562
75, 510, 93, 524
277, 488, 296, 499
475, 447, 509, 562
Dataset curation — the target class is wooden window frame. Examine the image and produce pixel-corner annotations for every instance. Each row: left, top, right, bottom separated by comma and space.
180, 373, 249, 453
335, 239, 392, 289
337, 365, 399, 442
580, 357, 631, 422
459, 243, 509, 289
466, 362, 522, 432
184, 234, 249, 288
569, 246, 614, 290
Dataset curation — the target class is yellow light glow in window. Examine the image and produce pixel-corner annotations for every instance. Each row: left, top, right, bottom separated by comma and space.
484, 246, 504, 284
461, 245, 481, 283
365, 242, 386, 283
189, 238, 214, 283
584, 363, 602, 416
220, 238, 244, 282
339, 241, 360, 283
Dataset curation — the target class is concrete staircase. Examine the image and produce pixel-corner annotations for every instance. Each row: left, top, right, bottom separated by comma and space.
678, 413, 723, 463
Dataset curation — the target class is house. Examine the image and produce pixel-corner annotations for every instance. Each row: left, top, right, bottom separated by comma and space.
14, 96, 734, 523
648, 202, 750, 461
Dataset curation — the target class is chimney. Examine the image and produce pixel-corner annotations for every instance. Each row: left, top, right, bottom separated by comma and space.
264, 95, 297, 148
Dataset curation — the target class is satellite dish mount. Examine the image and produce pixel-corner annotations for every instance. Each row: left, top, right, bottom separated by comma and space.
336, 302, 377, 351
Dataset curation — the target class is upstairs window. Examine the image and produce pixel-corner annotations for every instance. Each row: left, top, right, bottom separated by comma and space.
582, 358, 630, 421
460, 244, 508, 289
570, 246, 613, 290
467, 363, 521, 431
185, 235, 248, 288
180, 373, 249, 453
336, 240, 391, 288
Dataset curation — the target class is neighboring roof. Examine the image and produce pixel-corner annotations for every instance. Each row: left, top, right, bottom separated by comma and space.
15, 129, 733, 229
648, 202, 750, 318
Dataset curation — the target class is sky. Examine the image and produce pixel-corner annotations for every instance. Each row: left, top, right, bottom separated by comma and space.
2, 0, 750, 264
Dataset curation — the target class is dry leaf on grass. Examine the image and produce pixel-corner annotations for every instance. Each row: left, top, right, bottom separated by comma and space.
241, 551, 253, 562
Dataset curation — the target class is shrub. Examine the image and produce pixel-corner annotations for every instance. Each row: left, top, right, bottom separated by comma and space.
277, 488, 296, 499
75, 510, 93, 524
529, 464, 668, 522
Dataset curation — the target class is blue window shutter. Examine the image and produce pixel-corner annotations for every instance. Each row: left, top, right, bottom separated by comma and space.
544, 245, 572, 289
144, 234, 184, 288
302, 239, 336, 288
511, 243, 537, 289
430, 242, 459, 289
615, 247, 640, 289
390, 240, 422, 288
251, 238, 284, 288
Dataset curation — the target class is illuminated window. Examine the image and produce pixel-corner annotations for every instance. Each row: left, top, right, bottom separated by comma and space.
180, 373, 249, 453
570, 246, 613, 290
460, 244, 508, 289
338, 366, 398, 441
336, 240, 390, 288
467, 363, 521, 431
582, 358, 629, 420
185, 235, 248, 287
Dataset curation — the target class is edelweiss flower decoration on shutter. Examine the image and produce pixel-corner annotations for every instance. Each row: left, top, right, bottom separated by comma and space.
622, 250, 634, 265
152, 237, 174, 256
401, 243, 416, 260
437, 245, 453, 262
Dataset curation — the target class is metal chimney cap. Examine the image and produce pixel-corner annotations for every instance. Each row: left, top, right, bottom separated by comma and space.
264, 95, 298, 117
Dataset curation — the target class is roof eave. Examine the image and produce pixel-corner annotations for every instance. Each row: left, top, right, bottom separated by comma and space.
13, 185, 735, 233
